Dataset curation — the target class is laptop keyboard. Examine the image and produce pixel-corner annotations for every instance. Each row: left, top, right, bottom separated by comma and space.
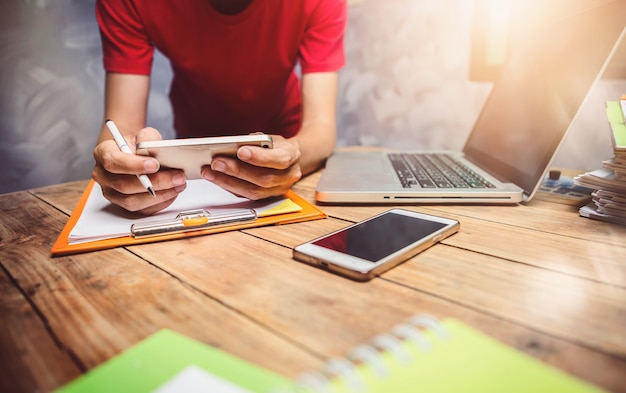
388, 153, 496, 189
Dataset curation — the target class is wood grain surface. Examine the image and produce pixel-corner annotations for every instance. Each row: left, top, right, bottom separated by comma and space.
1, 169, 625, 392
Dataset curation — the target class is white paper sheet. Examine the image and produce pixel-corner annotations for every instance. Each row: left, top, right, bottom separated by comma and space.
152, 365, 252, 393
69, 180, 286, 244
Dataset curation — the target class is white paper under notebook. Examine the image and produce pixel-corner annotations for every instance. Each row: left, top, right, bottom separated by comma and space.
69, 179, 300, 244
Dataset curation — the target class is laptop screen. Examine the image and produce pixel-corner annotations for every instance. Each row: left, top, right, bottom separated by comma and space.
462, 1, 626, 199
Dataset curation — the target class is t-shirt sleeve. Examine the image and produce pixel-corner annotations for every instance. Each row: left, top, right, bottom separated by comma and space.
96, 0, 154, 74
299, 0, 347, 74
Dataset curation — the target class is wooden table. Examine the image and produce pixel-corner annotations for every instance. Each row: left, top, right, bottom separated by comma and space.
1, 169, 626, 392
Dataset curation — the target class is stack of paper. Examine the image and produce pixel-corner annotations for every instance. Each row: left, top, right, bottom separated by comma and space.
67, 180, 301, 244
51, 179, 327, 256
574, 95, 626, 225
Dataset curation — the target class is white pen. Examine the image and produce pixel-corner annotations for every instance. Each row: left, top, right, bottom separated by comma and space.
105, 119, 156, 197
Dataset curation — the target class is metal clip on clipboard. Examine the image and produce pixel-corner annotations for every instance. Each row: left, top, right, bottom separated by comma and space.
130, 208, 257, 238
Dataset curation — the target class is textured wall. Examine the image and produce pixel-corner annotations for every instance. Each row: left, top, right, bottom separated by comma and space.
0, 1, 102, 193
338, 0, 490, 149
0, 0, 622, 194
0, 0, 173, 194
339, 0, 625, 172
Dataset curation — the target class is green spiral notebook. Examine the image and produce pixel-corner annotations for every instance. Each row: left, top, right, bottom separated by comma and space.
54, 316, 606, 393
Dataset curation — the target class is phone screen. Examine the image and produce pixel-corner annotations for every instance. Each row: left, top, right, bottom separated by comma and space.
312, 213, 447, 262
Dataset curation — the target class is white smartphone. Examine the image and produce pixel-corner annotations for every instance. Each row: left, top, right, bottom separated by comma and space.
293, 208, 459, 281
136, 134, 273, 179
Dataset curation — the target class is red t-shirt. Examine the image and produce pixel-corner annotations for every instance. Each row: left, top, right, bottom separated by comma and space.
96, 0, 347, 138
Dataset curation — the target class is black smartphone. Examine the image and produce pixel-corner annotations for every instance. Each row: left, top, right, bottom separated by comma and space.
293, 208, 459, 281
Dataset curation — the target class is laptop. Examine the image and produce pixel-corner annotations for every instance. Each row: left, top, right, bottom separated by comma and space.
316, 2, 626, 204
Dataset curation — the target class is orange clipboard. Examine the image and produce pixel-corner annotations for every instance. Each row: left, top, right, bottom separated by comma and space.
51, 180, 326, 256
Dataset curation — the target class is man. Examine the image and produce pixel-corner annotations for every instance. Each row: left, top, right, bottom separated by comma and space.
92, 0, 346, 215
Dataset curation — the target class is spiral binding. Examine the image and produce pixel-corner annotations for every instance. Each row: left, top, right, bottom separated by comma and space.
272, 315, 450, 393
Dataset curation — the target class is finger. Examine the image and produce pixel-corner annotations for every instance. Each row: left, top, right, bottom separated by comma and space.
135, 127, 163, 144
201, 167, 288, 200
209, 156, 302, 192
101, 183, 186, 214
237, 144, 299, 170
95, 140, 160, 176
93, 165, 186, 196
205, 157, 270, 187
141, 168, 187, 192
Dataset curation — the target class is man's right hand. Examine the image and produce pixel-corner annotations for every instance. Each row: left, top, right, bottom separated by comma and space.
92, 127, 187, 215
